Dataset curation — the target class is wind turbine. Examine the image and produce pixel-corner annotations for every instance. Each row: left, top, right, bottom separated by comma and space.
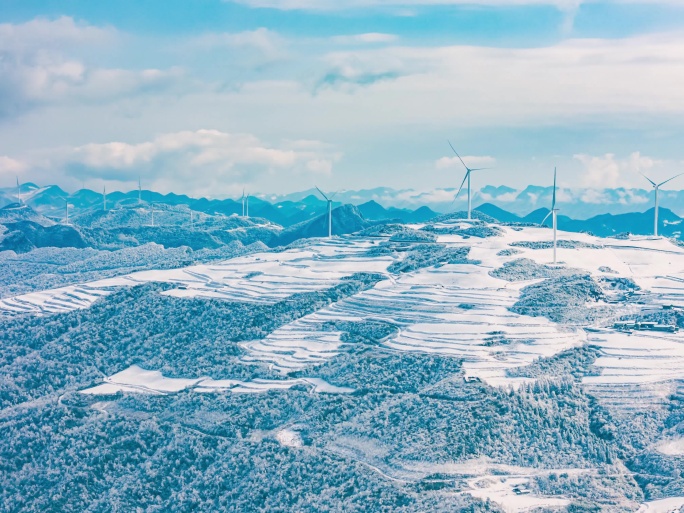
448, 141, 488, 220
138, 177, 142, 205
641, 172, 684, 237
15, 177, 22, 205
541, 167, 559, 264
103, 186, 107, 211
315, 186, 337, 238
150, 203, 155, 227
64, 198, 70, 225
241, 189, 249, 217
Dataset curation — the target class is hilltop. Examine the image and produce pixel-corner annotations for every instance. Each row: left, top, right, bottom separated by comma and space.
1, 214, 683, 511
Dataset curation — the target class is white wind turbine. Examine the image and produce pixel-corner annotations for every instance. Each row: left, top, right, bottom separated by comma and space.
138, 177, 142, 205
103, 186, 107, 211
315, 186, 337, 238
641, 172, 684, 237
448, 141, 489, 220
541, 167, 559, 264
241, 189, 249, 217
64, 198, 70, 225
16, 177, 22, 205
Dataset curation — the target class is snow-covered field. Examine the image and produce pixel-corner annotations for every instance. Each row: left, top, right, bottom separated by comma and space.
242, 261, 584, 385
5, 219, 684, 510
583, 330, 684, 410
4, 219, 683, 405
80, 365, 354, 396
0, 223, 684, 400
0, 240, 392, 314
638, 497, 684, 513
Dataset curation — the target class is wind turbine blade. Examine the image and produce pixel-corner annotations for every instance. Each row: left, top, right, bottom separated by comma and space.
447, 141, 470, 171
641, 173, 657, 187
315, 186, 329, 201
455, 171, 469, 198
658, 172, 684, 187
541, 211, 552, 226
468, 167, 490, 172
330, 191, 339, 200
552, 167, 557, 210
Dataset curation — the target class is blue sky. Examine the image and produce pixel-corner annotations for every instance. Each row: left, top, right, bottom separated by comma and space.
1, 0, 684, 197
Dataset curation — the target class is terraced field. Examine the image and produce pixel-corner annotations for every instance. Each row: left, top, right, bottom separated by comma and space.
3, 218, 684, 511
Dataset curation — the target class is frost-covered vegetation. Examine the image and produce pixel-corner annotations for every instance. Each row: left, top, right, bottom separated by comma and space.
510, 240, 603, 250
421, 224, 503, 238
387, 245, 474, 274
2, 218, 684, 511
496, 248, 522, 257
358, 224, 437, 243
431, 211, 498, 224
489, 258, 573, 282
0, 241, 266, 298
0, 280, 660, 511
511, 274, 612, 325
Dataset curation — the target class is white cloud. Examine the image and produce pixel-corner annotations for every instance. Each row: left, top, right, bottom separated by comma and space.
0, 156, 27, 177
189, 28, 287, 61
0, 15, 117, 52
330, 33, 399, 45
574, 152, 662, 188
229, 0, 678, 10
479, 190, 518, 202
435, 155, 496, 170
23, 129, 340, 196
575, 153, 621, 188
305, 31, 684, 125
0, 17, 183, 118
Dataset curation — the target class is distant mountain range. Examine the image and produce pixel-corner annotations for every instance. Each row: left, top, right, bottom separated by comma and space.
0, 183, 437, 228
0, 183, 682, 255
475, 203, 683, 239
269, 185, 684, 218
3, 182, 683, 220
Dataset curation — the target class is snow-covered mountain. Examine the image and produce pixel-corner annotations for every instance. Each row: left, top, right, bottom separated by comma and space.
3, 182, 683, 223
270, 185, 684, 218
2, 214, 684, 511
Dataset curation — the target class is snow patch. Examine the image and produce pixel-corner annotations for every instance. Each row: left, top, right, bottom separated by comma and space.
638, 497, 684, 513
656, 438, 684, 456
80, 365, 353, 396
275, 429, 303, 448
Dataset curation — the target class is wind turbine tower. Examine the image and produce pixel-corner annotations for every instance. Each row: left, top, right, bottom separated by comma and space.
315, 187, 336, 238
103, 186, 107, 211
138, 177, 142, 205
151, 203, 155, 227
65, 199, 70, 225
448, 141, 489, 220
541, 168, 559, 264
642, 173, 684, 237
241, 189, 250, 217
15, 177, 21, 205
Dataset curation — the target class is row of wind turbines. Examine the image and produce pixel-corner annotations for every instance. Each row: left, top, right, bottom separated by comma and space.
18, 150, 684, 246
447, 142, 684, 264
57, 178, 249, 228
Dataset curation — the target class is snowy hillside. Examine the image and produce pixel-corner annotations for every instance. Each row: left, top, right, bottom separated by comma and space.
2, 215, 684, 512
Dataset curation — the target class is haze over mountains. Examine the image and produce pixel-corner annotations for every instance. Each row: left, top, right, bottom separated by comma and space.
3, 182, 684, 221
270, 184, 684, 218
0, 183, 682, 253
